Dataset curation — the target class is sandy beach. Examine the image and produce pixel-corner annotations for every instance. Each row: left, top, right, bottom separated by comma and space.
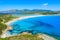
38, 34, 56, 40
5, 15, 59, 26
1, 15, 57, 40
1, 15, 45, 38
5, 15, 46, 25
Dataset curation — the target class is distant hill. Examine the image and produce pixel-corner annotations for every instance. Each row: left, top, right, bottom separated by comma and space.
0, 9, 22, 14
0, 9, 60, 15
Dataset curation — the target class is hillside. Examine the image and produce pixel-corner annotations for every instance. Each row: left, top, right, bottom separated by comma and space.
0, 9, 60, 15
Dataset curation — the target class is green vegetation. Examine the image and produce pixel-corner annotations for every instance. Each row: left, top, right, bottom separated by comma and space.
0, 34, 44, 40
0, 23, 7, 35
0, 9, 60, 15
16, 9, 60, 15
21, 11, 60, 15
0, 14, 17, 23
0, 10, 60, 40
0, 14, 44, 40
0, 14, 17, 35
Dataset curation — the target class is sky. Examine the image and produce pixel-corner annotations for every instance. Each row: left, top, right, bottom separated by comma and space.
0, 0, 60, 11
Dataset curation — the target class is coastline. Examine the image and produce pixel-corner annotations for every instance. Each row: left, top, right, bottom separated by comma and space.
1, 15, 46, 38
5, 15, 46, 25
38, 34, 56, 40
1, 15, 57, 40
5, 14, 60, 26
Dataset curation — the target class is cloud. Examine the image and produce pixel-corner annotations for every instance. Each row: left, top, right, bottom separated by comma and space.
43, 3, 48, 6
41, 3, 48, 8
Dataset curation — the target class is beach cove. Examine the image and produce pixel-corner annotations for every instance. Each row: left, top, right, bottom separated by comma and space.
1, 15, 60, 40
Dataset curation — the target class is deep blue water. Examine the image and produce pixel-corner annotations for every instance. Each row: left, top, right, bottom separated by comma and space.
8, 15, 60, 37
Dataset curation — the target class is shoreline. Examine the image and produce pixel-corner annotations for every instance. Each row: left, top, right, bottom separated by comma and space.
1, 15, 58, 40
1, 15, 46, 38
38, 34, 56, 40
1, 32, 56, 40
5, 14, 60, 26
5, 15, 46, 25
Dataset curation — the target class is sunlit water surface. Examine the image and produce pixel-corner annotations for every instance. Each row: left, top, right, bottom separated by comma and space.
7, 15, 60, 37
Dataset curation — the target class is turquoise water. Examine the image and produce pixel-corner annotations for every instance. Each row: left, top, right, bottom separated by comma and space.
8, 15, 60, 37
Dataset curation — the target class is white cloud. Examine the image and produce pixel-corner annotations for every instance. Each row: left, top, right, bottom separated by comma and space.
41, 3, 48, 9
43, 3, 48, 6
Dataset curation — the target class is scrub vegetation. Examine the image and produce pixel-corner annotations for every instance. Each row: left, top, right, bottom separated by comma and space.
0, 10, 60, 40
0, 34, 44, 40
0, 14, 17, 35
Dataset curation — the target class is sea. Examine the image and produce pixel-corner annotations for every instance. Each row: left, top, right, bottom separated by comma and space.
7, 15, 60, 37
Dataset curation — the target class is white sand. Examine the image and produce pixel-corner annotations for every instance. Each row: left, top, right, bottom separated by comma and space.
1, 15, 45, 38
1, 15, 57, 40
38, 34, 56, 40
5, 15, 46, 25
5, 15, 59, 25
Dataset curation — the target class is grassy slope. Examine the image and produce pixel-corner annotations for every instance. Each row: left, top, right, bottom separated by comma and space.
0, 34, 44, 40
0, 14, 44, 40
0, 14, 60, 40
0, 14, 17, 35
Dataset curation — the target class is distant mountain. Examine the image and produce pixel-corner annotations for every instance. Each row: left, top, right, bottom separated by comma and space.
0, 9, 22, 14
31, 9, 53, 12
0, 9, 59, 14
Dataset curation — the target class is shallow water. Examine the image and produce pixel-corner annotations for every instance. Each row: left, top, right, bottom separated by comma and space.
8, 15, 60, 37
